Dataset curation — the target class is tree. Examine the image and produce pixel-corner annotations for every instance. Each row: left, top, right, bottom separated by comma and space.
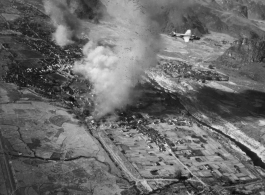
175, 170, 182, 179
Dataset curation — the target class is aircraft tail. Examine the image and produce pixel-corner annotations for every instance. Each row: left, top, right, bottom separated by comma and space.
185, 29, 191, 36
183, 29, 191, 42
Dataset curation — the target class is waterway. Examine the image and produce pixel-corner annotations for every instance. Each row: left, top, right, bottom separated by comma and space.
151, 78, 265, 170
156, 82, 265, 170
191, 115, 265, 169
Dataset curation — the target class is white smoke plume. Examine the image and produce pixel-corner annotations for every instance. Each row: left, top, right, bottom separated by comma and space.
44, 0, 81, 47
44, 0, 195, 118
73, 0, 162, 118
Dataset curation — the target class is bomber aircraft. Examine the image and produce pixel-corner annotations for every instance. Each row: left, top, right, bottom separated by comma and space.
171, 29, 200, 42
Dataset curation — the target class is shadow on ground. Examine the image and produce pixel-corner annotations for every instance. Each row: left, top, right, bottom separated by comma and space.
190, 86, 265, 120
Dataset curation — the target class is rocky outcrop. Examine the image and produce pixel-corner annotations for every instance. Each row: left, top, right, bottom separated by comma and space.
158, 6, 209, 36
193, 2, 265, 39
63, 0, 265, 39
193, 5, 229, 34
161, 1, 265, 39
217, 0, 265, 20
232, 5, 248, 18
247, 1, 265, 20
222, 38, 265, 63
164, 11, 209, 36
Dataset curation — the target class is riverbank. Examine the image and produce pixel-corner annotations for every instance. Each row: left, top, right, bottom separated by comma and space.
148, 71, 265, 170
179, 94, 265, 169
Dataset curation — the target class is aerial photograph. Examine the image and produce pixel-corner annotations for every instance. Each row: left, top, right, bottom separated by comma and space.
1, 0, 265, 194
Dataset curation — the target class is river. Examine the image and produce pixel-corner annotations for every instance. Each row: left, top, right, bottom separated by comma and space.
192, 116, 265, 169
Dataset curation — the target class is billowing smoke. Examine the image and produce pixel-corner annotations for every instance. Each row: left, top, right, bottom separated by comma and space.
44, 0, 82, 47
44, 0, 195, 118
73, 0, 162, 117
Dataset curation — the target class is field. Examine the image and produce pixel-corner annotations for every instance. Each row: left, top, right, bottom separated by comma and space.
1, 0, 265, 194
0, 83, 129, 194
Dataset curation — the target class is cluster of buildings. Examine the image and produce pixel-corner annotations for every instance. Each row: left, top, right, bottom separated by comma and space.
2, 16, 84, 100
98, 103, 265, 194
159, 58, 229, 82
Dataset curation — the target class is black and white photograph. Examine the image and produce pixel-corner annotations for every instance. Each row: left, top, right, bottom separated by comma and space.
0, 0, 265, 194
